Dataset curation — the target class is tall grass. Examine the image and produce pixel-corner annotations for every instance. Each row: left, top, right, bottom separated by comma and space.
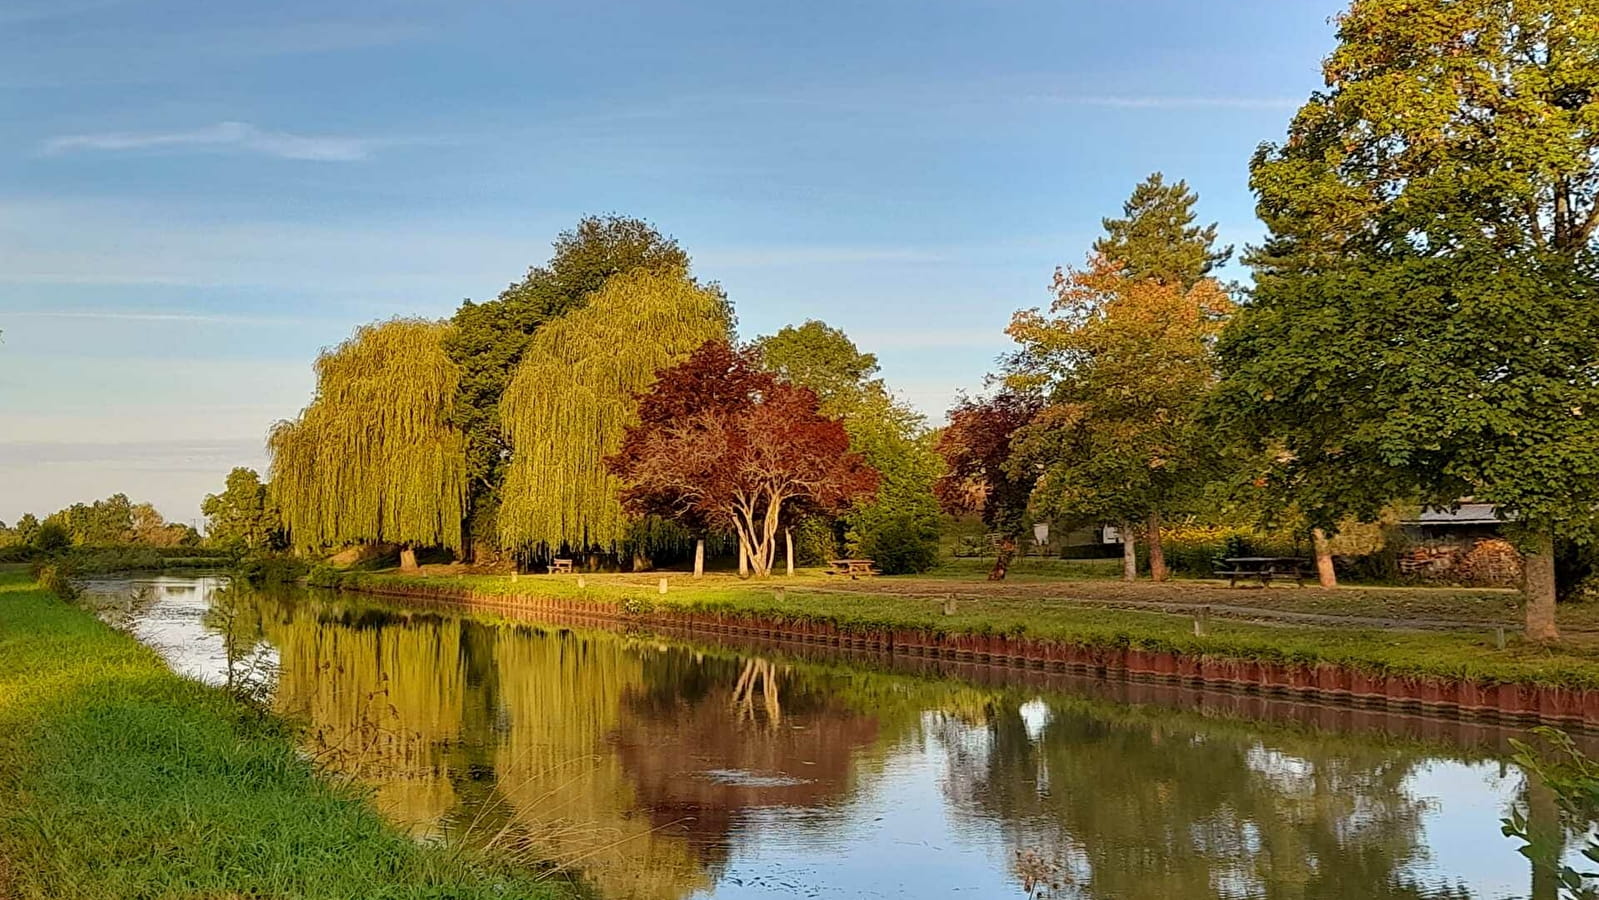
0, 571, 570, 900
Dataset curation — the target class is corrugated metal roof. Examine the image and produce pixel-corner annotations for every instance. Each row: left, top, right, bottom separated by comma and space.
1402, 502, 1503, 526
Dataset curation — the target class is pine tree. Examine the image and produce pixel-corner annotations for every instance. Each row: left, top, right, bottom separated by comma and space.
1093, 173, 1231, 288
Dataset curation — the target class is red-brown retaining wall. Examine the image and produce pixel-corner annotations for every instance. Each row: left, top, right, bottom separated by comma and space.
340, 581, 1599, 728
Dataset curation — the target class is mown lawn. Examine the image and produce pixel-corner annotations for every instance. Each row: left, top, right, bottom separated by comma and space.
345, 568, 1599, 690
0, 569, 569, 900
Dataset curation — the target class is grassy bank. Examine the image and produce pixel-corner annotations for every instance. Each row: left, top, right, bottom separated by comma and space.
0, 569, 568, 900
338, 569, 1599, 690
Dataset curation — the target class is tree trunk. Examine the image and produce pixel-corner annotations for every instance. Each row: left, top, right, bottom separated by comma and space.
693, 538, 704, 578
1524, 530, 1560, 642
631, 547, 650, 572
785, 527, 794, 577
1120, 523, 1138, 582
738, 540, 749, 578
1147, 511, 1168, 582
399, 546, 418, 572
1526, 776, 1564, 900
989, 536, 1016, 581
1312, 527, 1338, 588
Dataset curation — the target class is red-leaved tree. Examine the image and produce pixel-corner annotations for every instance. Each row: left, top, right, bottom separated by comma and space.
934, 392, 1043, 580
607, 340, 879, 577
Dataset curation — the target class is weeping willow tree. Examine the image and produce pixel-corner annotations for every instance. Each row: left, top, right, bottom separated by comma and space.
498, 267, 729, 556
269, 318, 468, 557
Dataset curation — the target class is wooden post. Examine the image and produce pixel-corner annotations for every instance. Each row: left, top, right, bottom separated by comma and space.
1495, 626, 1507, 650
1194, 605, 1210, 636
785, 528, 795, 577
658, 577, 669, 595
511, 570, 518, 583
576, 575, 586, 589
694, 538, 705, 578
944, 595, 957, 616
775, 587, 785, 602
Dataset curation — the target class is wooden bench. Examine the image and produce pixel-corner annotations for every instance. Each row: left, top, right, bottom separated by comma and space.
826, 559, 881, 578
546, 558, 574, 575
1214, 557, 1306, 588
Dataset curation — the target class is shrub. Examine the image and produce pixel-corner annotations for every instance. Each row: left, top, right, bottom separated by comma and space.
305, 564, 346, 589
32, 561, 79, 599
1158, 525, 1302, 577
30, 522, 71, 553
234, 556, 311, 586
852, 512, 940, 574
63, 546, 163, 574
620, 595, 656, 616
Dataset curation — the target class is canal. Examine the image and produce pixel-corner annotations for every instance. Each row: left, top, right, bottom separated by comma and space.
83, 574, 1592, 899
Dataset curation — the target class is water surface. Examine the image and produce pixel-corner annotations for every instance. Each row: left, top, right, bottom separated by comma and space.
85, 574, 1593, 900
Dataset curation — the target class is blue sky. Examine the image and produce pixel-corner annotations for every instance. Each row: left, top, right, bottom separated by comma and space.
0, 0, 1341, 524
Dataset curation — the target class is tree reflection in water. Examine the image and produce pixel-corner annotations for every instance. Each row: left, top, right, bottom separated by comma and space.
182, 583, 1565, 900
940, 697, 1476, 899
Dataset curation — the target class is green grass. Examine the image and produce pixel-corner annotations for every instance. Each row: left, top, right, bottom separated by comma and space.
925, 555, 1124, 580
343, 569, 1599, 690
0, 570, 569, 900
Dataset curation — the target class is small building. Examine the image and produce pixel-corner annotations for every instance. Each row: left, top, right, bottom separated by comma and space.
1397, 501, 1520, 587
1400, 501, 1504, 542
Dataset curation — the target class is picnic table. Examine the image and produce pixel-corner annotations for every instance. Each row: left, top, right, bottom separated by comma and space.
826, 559, 881, 578
546, 558, 574, 575
1214, 556, 1307, 588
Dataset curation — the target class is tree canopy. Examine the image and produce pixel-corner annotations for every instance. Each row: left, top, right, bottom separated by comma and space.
202, 467, 282, 553
1008, 176, 1233, 580
268, 318, 468, 554
445, 215, 696, 553
608, 340, 878, 577
497, 268, 731, 555
755, 320, 943, 574
934, 392, 1043, 580
1214, 0, 1599, 638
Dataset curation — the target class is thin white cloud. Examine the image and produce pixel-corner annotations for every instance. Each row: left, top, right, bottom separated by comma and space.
1028, 94, 1300, 110
2, 310, 290, 325
41, 122, 373, 162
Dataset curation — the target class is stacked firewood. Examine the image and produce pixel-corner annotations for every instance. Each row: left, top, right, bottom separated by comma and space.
1397, 543, 1456, 575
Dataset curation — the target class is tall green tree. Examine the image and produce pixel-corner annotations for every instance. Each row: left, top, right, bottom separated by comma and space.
269, 318, 468, 563
43, 493, 135, 545
498, 267, 730, 557
756, 321, 943, 574
202, 467, 282, 553
1214, 0, 1599, 640
1094, 172, 1232, 288
445, 216, 694, 557
12, 513, 38, 546
1009, 178, 1233, 580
